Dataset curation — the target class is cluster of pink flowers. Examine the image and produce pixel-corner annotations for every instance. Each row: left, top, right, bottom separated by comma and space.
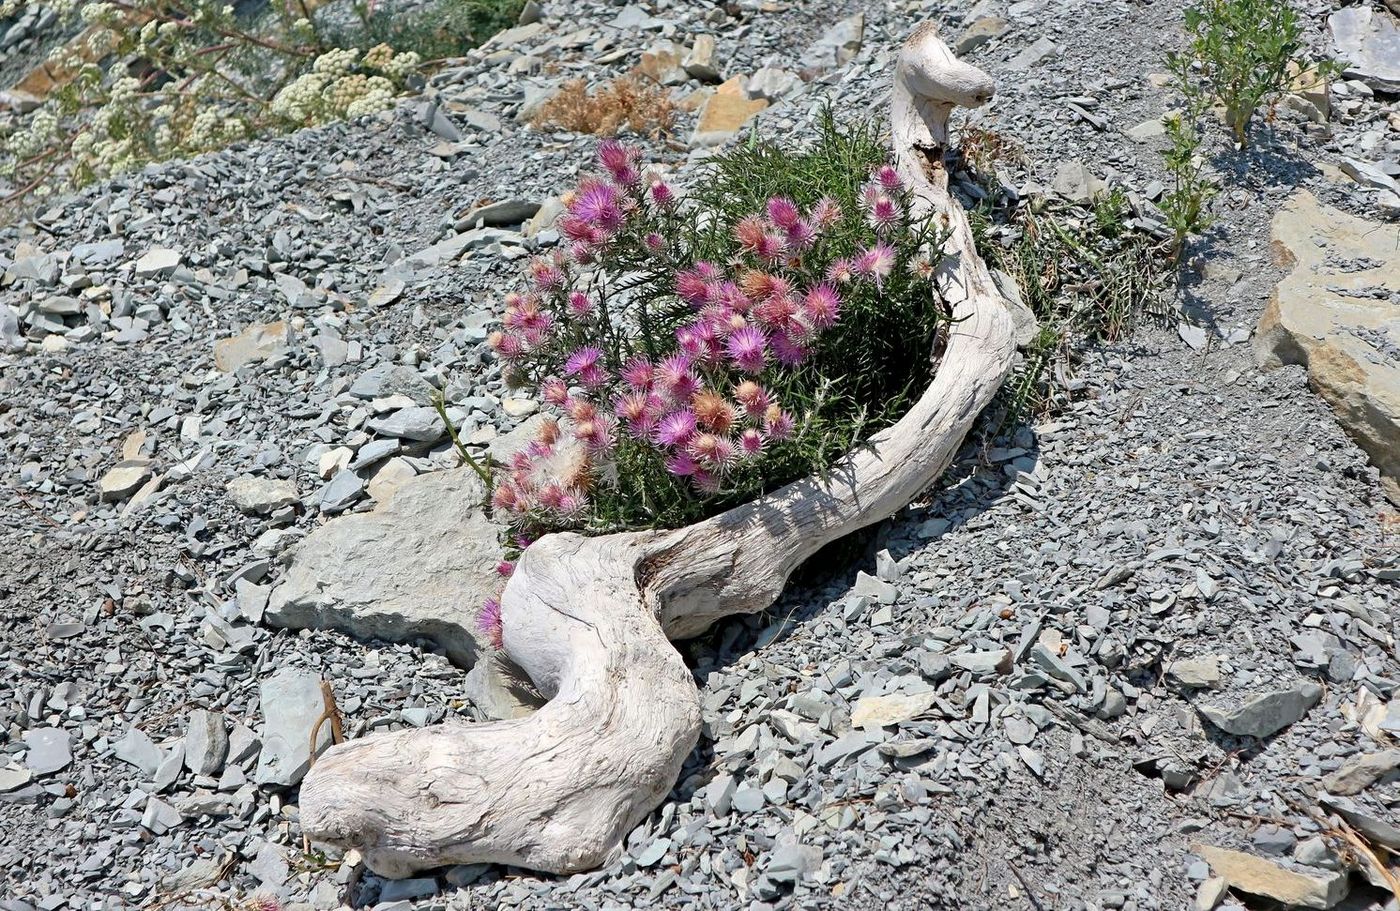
476, 140, 915, 650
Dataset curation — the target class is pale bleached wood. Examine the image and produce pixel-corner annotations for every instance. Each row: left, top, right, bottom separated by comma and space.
297, 22, 1016, 877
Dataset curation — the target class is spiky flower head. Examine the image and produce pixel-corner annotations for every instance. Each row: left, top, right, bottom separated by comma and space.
478, 598, 503, 650
765, 196, 801, 230
654, 409, 698, 447
726, 325, 768, 374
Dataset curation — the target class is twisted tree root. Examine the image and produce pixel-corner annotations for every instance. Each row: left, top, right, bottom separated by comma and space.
297, 21, 1015, 877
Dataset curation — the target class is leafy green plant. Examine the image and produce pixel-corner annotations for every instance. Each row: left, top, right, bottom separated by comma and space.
1159, 104, 1215, 256
330, 0, 524, 63
1170, 0, 1328, 149
485, 112, 949, 540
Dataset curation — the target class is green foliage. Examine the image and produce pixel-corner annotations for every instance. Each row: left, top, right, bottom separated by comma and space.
0, 0, 520, 209
1169, 0, 1332, 149
970, 185, 1166, 421
334, 0, 524, 62
490, 110, 950, 538
1159, 105, 1215, 256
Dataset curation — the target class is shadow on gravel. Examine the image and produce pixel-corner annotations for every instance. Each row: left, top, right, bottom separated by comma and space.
663, 424, 1030, 807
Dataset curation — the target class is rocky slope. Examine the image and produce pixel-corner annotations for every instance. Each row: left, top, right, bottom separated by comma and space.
0, 0, 1397, 909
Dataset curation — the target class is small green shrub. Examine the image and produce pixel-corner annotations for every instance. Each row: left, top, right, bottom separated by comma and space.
1170, 0, 1327, 149
1159, 106, 1215, 256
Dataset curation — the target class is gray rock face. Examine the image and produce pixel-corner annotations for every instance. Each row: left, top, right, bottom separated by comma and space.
366, 406, 446, 442
184, 710, 229, 776
254, 669, 331, 786
268, 468, 503, 667
1198, 681, 1322, 738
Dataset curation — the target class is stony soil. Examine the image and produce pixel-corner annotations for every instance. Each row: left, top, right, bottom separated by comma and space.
1, 0, 1397, 910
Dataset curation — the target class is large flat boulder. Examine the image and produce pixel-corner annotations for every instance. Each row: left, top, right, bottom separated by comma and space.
1256, 190, 1400, 504
266, 468, 504, 667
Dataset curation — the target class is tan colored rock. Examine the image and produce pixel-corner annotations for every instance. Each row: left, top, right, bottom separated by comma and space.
850, 692, 936, 728
1285, 61, 1330, 124
636, 41, 687, 85
99, 461, 153, 503
683, 34, 721, 83
1255, 191, 1400, 504
690, 77, 768, 148
1323, 748, 1400, 795
366, 457, 417, 504
214, 322, 290, 373
1192, 843, 1350, 909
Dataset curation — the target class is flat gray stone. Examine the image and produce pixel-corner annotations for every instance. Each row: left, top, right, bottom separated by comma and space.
23, 728, 71, 776
268, 469, 504, 666
1198, 681, 1322, 739
1322, 749, 1400, 796
113, 727, 162, 777
184, 709, 229, 776
254, 669, 331, 786
226, 475, 298, 515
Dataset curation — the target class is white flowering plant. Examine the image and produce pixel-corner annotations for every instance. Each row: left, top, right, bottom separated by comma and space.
0, 0, 423, 201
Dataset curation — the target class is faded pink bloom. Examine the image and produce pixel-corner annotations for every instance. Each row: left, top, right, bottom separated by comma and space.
733, 215, 767, 253
620, 357, 654, 390
754, 232, 787, 264
496, 560, 515, 577
803, 283, 842, 329
855, 242, 896, 285
567, 291, 595, 317
688, 433, 736, 470
478, 598, 503, 650
739, 427, 764, 456
675, 266, 715, 307
488, 331, 524, 361
644, 232, 666, 253
784, 218, 816, 250
529, 257, 564, 291
734, 380, 772, 418
826, 257, 856, 284
726, 326, 768, 373
692, 469, 720, 494
764, 406, 796, 440
655, 354, 695, 396
541, 377, 569, 406
812, 196, 843, 230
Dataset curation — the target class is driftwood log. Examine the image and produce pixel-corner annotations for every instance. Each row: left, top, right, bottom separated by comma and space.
297, 22, 1015, 878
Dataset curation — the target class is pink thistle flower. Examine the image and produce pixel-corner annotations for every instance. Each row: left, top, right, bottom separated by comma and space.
541, 378, 569, 406
867, 196, 901, 233
644, 232, 666, 253
578, 364, 610, 388
861, 183, 883, 210
529, 257, 564, 291
620, 357, 654, 390
596, 139, 639, 185
770, 330, 808, 367
765, 196, 801, 230
676, 324, 706, 359
524, 440, 553, 460
755, 232, 787, 264
753, 293, 798, 330
556, 491, 588, 516
764, 405, 796, 440
654, 409, 697, 447
569, 241, 596, 264
521, 325, 552, 349
734, 380, 772, 418
564, 346, 604, 379
854, 242, 896, 286
785, 218, 816, 250
496, 560, 515, 578
570, 179, 623, 232
655, 354, 696, 396
675, 267, 715, 307
739, 427, 764, 456
803, 283, 842, 329
826, 257, 856, 284
537, 483, 566, 510
875, 163, 903, 191
478, 598, 504, 650
650, 180, 676, 208
665, 452, 698, 477
567, 291, 594, 317
718, 281, 752, 313
812, 196, 843, 230
488, 331, 524, 361
615, 391, 660, 438
491, 484, 519, 511
734, 215, 767, 253
726, 325, 768, 373
692, 469, 721, 494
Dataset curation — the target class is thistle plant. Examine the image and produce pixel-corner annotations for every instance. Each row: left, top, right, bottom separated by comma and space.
477, 114, 950, 644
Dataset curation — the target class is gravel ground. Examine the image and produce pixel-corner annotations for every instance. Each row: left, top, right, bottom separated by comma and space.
1, 0, 1397, 909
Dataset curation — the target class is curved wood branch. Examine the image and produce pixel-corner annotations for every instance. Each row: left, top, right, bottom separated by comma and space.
297, 22, 1016, 877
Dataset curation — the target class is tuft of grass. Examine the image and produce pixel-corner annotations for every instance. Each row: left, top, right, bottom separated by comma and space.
531, 75, 676, 138
961, 130, 1168, 421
